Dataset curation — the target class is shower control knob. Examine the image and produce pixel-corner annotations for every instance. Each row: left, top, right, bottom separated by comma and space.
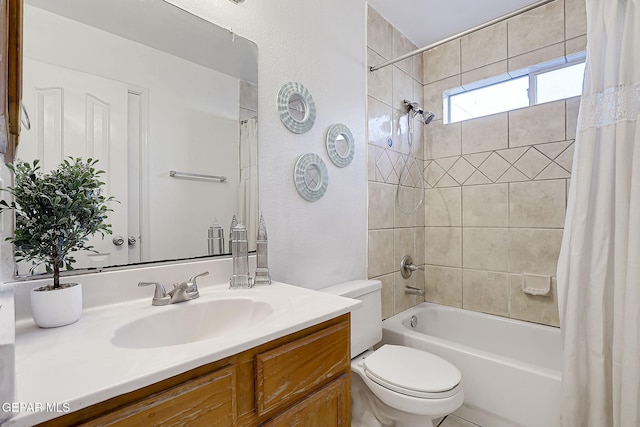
112, 235, 125, 246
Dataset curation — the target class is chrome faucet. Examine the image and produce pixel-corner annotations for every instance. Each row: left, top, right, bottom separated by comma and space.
167, 282, 192, 304
185, 271, 209, 299
138, 282, 171, 306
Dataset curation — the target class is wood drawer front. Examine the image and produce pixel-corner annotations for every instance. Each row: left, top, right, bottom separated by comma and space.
255, 321, 350, 417
260, 375, 350, 427
82, 365, 236, 427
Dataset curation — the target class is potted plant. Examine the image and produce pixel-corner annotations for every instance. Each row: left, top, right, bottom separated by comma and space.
0, 158, 114, 328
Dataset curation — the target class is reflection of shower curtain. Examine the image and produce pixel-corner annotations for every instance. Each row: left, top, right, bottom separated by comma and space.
238, 117, 258, 250
557, 1, 640, 425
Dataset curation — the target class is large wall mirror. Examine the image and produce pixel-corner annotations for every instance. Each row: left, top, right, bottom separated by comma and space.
15, 0, 258, 277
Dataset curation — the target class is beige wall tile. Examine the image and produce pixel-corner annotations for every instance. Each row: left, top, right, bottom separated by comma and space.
393, 27, 415, 78
425, 227, 462, 267
415, 226, 426, 265
463, 269, 510, 316
425, 187, 461, 226
463, 184, 509, 227
425, 265, 462, 307
425, 121, 462, 159
413, 50, 424, 85
461, 112, 508, 154
395, 186, 415, 227
368, 145, 377, 181
424, 75, 460, 122
509, 180, 566, 228
463, 228, 510, 272
415, 187, 426, 227
378, 273, 395, 320
565, 0, 587, 39
566, 35, 587, 57
367, 5, 393, 59
508, 43, 565, 73
393, 66, 414, 112
510, 275, 560, 326
394, 271, 418, 314
368, 96, 393, 149
509, 101, 566, 147
462, 61, 508, 87
368, 181, 395, 230
461, 22, 508, 72
368, 229, 394, 277
368, 48, 393, 105
509, 228, 563, 275
507, 0, 565, 57
424, 40, 461, 84
566, 96, 580, 140
394, 227, 415, 266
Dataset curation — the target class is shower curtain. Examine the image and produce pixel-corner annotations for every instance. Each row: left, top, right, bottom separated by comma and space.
238, 117, 258, 250
557, 0, 640, 426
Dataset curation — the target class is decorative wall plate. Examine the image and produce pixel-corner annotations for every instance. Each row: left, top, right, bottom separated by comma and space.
325, 123, 354, 168
294, 153, 328, 202
277, 82, 316, 134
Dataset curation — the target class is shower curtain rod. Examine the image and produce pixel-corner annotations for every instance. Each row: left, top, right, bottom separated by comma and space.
369, 0, 556, 73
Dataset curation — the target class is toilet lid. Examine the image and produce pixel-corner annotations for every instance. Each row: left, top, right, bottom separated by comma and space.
363, 345, 462, 399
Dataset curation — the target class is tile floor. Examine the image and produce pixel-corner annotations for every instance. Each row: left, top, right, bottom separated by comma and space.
436, 414, 481, 427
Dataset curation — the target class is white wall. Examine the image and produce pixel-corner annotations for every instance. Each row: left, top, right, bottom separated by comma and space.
0, 0, 368, 289
148, 0, 369, 289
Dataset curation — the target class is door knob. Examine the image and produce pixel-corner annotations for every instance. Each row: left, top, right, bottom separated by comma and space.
112, 235, 125, 246
128, 236, 137, 246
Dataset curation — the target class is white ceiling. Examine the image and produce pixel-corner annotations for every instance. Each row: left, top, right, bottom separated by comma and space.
367, 0, 541, 47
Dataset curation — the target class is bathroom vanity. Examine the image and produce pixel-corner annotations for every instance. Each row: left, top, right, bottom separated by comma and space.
5, 277, 358, 427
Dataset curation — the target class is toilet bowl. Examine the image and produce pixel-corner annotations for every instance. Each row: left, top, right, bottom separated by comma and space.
321, 280, 463, 426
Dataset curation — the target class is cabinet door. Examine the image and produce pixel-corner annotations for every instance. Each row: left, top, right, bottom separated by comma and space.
255, 321, 350, 417
260, 375, 350, 427
81, 366, 236, 427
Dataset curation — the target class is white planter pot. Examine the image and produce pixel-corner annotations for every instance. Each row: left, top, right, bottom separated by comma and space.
30, 283, 83, 328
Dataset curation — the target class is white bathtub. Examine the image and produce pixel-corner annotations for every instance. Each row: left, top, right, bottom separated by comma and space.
381, 302, 562, 427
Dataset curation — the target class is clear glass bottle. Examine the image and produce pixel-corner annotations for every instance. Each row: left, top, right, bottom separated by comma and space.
253, 214, 271, 285
208, 221, 224, 255
229, 223, 252, 289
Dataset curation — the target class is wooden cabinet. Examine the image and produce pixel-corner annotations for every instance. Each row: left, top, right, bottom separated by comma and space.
37, 314, 350, 427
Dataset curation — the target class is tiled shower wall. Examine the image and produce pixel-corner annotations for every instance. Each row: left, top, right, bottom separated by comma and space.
367, 0, 587, 326
367, 6, 426, 319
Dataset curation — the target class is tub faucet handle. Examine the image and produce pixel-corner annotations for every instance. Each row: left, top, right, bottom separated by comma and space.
400, 255, 424, 279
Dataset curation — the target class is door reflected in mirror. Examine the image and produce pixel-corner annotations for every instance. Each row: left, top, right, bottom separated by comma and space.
17, 0, 258, 277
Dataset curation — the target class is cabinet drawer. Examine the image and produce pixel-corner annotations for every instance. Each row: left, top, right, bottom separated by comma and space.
260, 375, 350, 427
255, 321, 350, 417
81, 365, 236, 427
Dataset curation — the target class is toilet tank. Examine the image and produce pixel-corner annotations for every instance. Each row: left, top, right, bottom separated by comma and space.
321, 280, 382, 358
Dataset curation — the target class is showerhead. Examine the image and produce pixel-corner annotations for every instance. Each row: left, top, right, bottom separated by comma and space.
403, 99, 434, 125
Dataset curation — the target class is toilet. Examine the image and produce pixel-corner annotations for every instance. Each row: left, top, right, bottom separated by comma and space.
322, 280, 463, 427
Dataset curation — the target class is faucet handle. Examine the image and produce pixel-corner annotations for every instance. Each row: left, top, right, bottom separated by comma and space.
138, 281, 169, 305
187, 271, 209, 298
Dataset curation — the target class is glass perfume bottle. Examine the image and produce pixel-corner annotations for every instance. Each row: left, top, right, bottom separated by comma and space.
208, 220, 224, 255
253, 214, 271, 285
229, 223, 252, 289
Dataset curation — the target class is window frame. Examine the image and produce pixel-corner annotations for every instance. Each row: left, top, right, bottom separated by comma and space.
444, 55, 586, 124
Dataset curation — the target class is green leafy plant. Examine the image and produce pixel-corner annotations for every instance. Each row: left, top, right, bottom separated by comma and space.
0, 158, 115, 289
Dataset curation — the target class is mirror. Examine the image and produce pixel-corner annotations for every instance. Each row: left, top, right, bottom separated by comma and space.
16, 0, 258, 277
277, 82, 316, 134
325, 123, 354, 168
294, 153, 328, 202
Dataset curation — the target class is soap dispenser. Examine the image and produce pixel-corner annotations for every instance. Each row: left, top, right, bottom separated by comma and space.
253, 214, 271, 285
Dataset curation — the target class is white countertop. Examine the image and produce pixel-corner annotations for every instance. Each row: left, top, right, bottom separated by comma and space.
4, 282, 359, 426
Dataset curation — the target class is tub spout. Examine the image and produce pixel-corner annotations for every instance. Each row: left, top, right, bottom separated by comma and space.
405, 286, 424, 296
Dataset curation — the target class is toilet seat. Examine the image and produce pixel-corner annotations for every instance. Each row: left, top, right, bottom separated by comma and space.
363, 345, 462, 399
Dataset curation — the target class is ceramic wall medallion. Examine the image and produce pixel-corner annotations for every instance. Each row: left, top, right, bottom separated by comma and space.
325, 123, 354, 168
277, 82, 316, 134
294, 153, 328, 201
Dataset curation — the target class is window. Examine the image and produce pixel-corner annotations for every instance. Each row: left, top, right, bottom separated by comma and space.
446, 60, 585, 124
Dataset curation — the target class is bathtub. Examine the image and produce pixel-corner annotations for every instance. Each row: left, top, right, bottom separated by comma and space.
381, 302, 562, 427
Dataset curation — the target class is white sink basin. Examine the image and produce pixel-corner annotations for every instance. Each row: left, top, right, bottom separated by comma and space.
111, 297, 274, 348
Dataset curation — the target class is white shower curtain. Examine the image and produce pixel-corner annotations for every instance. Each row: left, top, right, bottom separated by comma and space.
557, 0, 640, 426
238, 117, 258, 250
